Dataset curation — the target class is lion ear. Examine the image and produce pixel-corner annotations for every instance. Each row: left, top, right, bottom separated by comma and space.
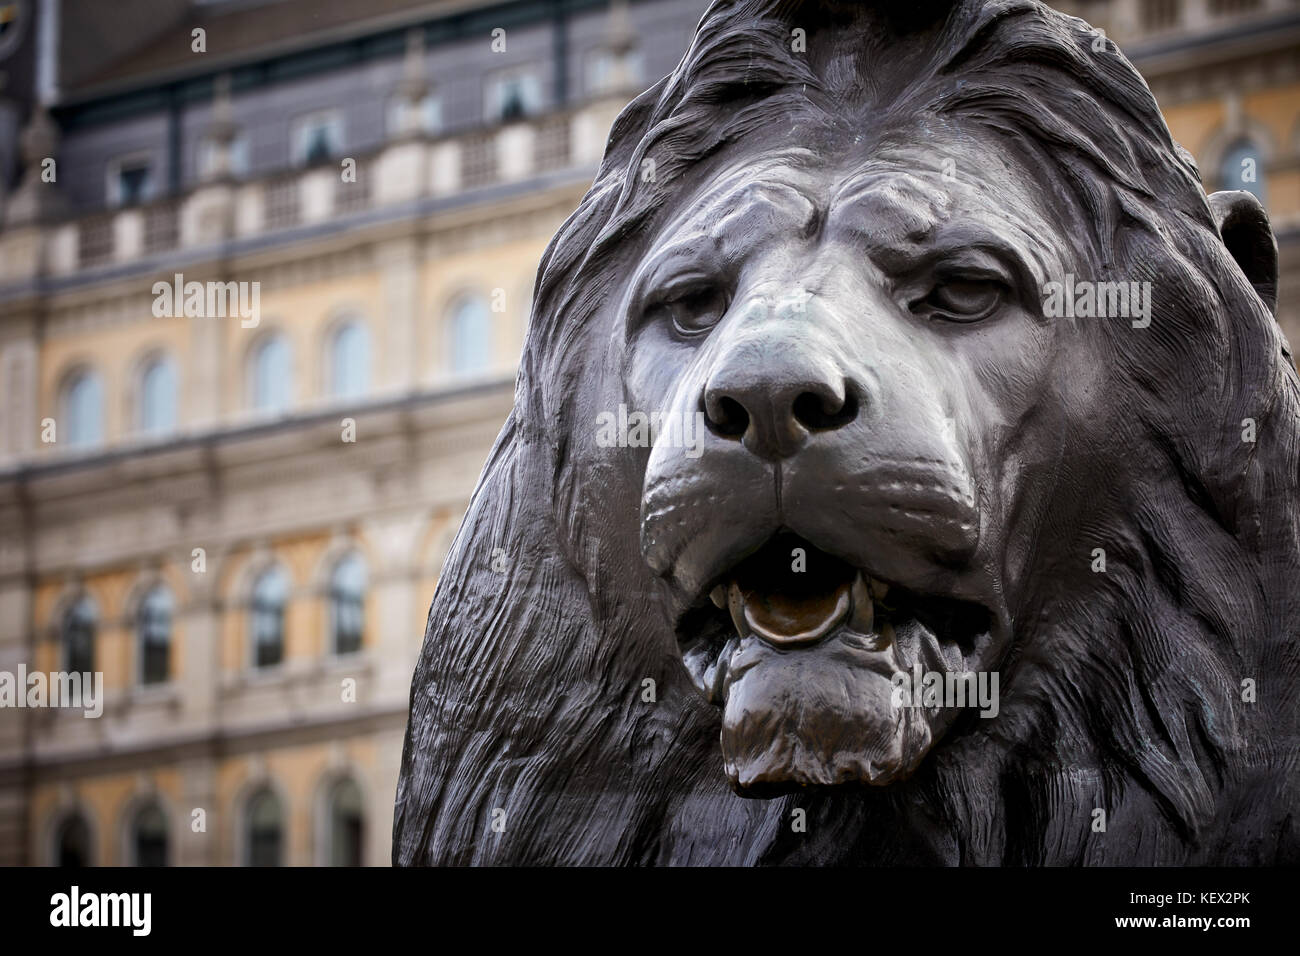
1208, 190, 1278, 316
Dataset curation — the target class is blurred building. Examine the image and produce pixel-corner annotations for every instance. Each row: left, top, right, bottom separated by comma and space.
0, 0, 1296, 866
0, 0, 702, 867
1060, 0, 1300, 344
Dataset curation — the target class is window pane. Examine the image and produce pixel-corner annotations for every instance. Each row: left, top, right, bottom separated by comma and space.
330, 553, 366, 655
140, 357, 177, 435
449, 297, 491, 375
488, 70, 541, 122
63, 596, 96, 674
387, 95, 441, 135
199, 133, 249, 178
63, 370, 104, 448
118, 163, 151, 205
294, 115, 341, 166
251, 568, 287, 668
138, 586, 172, 685
132, 804, 168, 867
330, 322, 370, 398
422, 97, 442, 132
328, 779, 364, 866
305, 129, 331, 163
56, 815, 92, 867
246, 790, 282, 866
586, 48, 644, 95
1219, 139, 1266, 205
251, 336, 292, 413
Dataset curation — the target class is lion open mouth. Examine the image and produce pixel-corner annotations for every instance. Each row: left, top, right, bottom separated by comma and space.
678, 532, 994, 709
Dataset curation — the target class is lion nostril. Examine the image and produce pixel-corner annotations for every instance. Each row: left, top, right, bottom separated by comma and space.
704, 394, 750, 439
793, 389, 858, 431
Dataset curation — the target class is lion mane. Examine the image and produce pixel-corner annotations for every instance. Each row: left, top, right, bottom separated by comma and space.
394, 0, 1300, 865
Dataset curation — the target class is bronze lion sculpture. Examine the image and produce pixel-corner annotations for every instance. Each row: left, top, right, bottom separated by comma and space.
394, 0, 1298, 864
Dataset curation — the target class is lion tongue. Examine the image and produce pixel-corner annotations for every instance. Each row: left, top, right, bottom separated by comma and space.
729, 579, 851, 648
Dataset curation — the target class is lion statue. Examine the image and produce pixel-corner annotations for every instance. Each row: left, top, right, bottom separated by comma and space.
394, 0, 1299, 865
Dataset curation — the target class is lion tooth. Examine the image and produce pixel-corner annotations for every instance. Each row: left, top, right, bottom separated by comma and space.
942, 637, 964, 674
727, 581, 749, 637
850, 573, 874, 634
869, 577, 890, 602
710, 585, 727, 609
919, 627, 946, 675
709, 635, 740, 704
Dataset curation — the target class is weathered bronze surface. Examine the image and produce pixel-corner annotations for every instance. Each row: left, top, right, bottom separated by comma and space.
395, 0, 1298, 865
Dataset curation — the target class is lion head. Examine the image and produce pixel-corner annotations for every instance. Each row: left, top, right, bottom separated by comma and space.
395, 0, 1300, 865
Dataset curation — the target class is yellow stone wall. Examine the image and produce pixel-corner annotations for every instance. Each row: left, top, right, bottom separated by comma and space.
421, 237, 542, 379
31, 767, 184, 867
224, 272, 384, 415
1162, 81, 1300, 216
33, 523, 437, 688
39, 313, 192, 447
30, 739, 385, 866
33, 236, 547, 449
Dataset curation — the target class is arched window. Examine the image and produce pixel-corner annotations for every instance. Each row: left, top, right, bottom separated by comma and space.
486, 69, 542, 123
325, 778, 364, 866
386, 94, 442, 136
245, 789, 283, 867
138, 355, 177, 435
329, 553, 366, 656
292, 111, 343, 167
198, 131, 250, 179
137, 585, 172, 686
54, 813, 92, 867
249, 334, 292, 413
1219, 137, 1266, 205
61, 368, 103, 448
329, 321, 370, 399
250, 567, 288, 669
62, 595, 96, 675
130, 803, 168, 867
447, 295, 492, 375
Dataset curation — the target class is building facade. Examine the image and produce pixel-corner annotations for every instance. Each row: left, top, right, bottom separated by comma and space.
0, 0, 701, 867
1061, 0, 1300, 346
0, 0, 1296, 866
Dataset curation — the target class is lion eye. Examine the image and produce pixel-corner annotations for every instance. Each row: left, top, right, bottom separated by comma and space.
651, 285, 729, 338
917, 278, 1004, 323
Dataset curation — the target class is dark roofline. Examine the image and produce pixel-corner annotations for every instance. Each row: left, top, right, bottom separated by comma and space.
0, 160, 596, 302
1123, 9, 1300, 68
54, 0, 619, 132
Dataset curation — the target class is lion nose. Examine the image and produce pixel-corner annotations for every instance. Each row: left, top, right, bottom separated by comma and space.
702, 349, 858, 460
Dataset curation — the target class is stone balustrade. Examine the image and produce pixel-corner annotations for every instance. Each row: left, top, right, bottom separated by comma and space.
0, 97, 622, 287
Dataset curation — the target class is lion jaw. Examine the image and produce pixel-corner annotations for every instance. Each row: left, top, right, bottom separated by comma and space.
673, 533, 1002, 795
